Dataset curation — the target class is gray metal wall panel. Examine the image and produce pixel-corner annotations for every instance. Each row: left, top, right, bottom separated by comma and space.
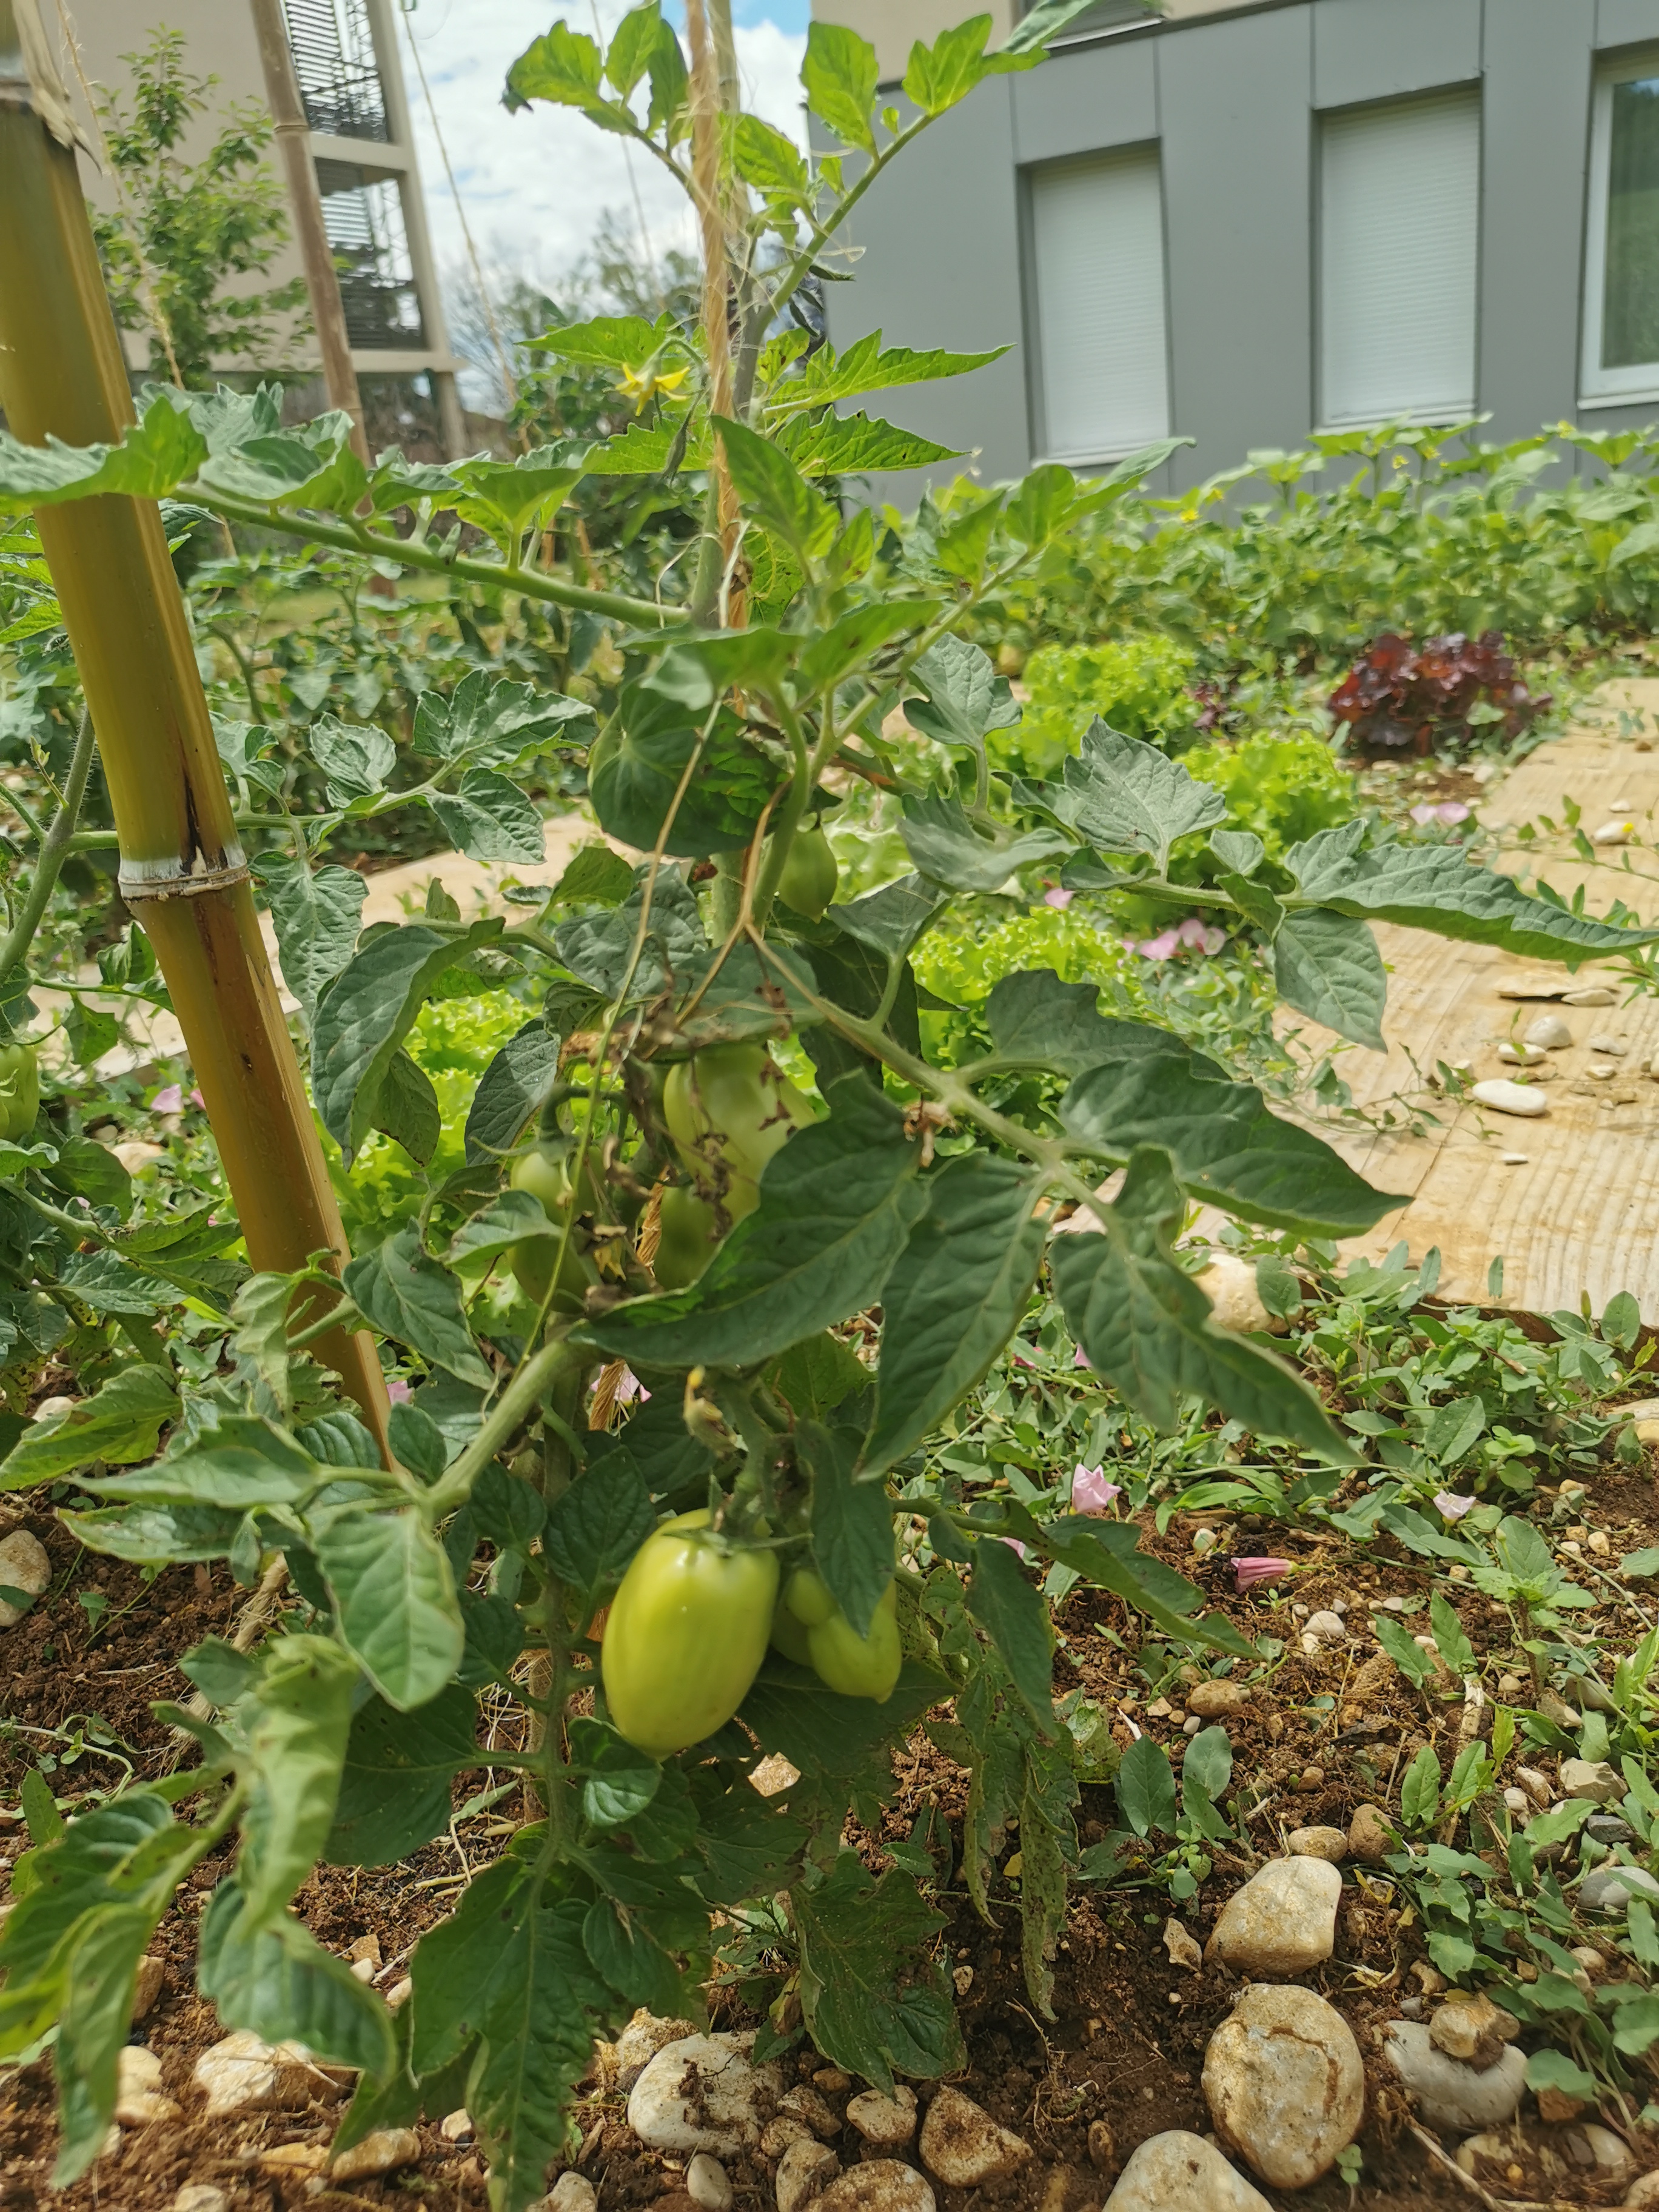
1312, 0, 1481, 107
820, 81, 1032, 500
1010, 38, 1158, 164
1480, 0, 1596, 440
1158, 5, 1314, 490
1597, 0, 1659, 52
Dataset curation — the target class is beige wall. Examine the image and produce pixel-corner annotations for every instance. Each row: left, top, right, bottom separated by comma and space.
810, 1, 1254, 85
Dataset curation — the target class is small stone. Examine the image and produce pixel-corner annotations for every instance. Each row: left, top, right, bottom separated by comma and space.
1087, 2118, 1114, 2172
1428, 1994, 1520, 2068
917, 2088, 1031, 2187
1291, 1766, 1326, 1792
1564, 984, 1618, 1004
764, 2118, 817, 2159
1304, 1610, 1346, 1641
1194, 1251, 1280, 1335
1517, 1765, 1552, 1806
1202, 1983, 1365, 2189
1205, 1857, 1341, 1976
777, 2140, 840, 2212
171, 2190, 230, 2212
1538, 2085, 1587, 2123
1538, 1688, 1583, 1730
1594, 821, 1634, 844
544, 2175, 598, 2212
815, 2161, 934, 2212
330, 2127, 421, 2182
614, 2010, 700, 2091
386, 1975, 412, 2009
628, 2033, 785, 2156
132, 1954, 165, 2020
1497, 1672, 1526, 1698
1187, 1680, 1252, 1718
846, 2086, 917, 2148
814, 2070, 853, 2095
951, 1963, 973, 1996
1574, 2125, 1634, 2178
31, 1393, 75, 1422
781, 2086, 841, 2139
1572, 1946, 1610, 1980
1347, 1804, 1393, 1864
1503, 1788, 1532, 1816
1624, 2170, 1659, 2206
260, 2145, 328, 2176
114, 2043, 177, 2126
440, 2110, 474, 2142
1286, 1826, 1347, 1863
1561, 1757, 1624, 1804
688, 2154, 734, 2212
1471, 1078, 1548, 1118
1164, 1918, 1204, 1971
1583, 1864, 1659, 1914
346, 1932, 381, 1967
192, 2030, 331, 2118
0, 1529, 50, 1627
1384, 2022, 1527, 2130
1498, 1041, 1546, 1064
1524, 1014, 1574, 1048
1589, 1034, 1629, 1056
1101, 2131, 1272, 2211
1500, 1151, 1529, 1164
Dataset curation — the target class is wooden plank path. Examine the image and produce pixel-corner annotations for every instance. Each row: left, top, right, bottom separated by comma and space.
1285, 677, 1659, 1319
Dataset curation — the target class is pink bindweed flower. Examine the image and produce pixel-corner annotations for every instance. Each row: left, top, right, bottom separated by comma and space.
1073, 1345, 1092, 1369
1434, 1490, 1476, 1520
1071, 1464, 1121, 1516
1011, 1351, 1036, 1370
613, 1367, 645, 1406
150, 1084, 183, 1114
1410, 800, 1472, 828
1000, 1538, 1029, 1561
189, 1088, 205, 1109
1136, 927, 1181, 961
385, 1379, 412, 1404
1232, 1555, 1292, 1593
1044, 885, 1074, 910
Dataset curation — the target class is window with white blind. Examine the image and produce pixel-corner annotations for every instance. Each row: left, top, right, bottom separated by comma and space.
1027, 147, 1170, 464
1319, 89, 1481, 428
1583, 57, 1659, 404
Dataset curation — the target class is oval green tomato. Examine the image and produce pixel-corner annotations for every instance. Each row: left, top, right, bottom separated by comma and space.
806, 1578, 901, 1703
663, 1044, 814, 1190
775, 823, 839, 921
653, 1183, 724, 1290
0, 1042, 39, 1142
782, 1565, 837, 1628
508, 1144, 594, 1308
602, 1509, 780, 1757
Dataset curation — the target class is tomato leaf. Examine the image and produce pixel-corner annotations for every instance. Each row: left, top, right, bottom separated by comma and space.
802, 1419, 892, 1635
792, 1852, 964, 2091
1272, 907, 1388, 1051
312, 1506, 465, 1710
543, 1452, 654, 1591
429, 769, 546, 866
197, 1879, 395, 2077
237, 1636, 358, 1927
0, 1364, 178, 1490
865, 1154, 1048, 1479
344, 1224, 492, 1386
325, 1684, 481, 1867
967, 1536, 1055, 1732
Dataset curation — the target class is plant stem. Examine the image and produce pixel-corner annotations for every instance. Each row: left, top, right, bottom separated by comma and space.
0, 705, 95, 991
424, 1332, 589, 1520
199, 490, 682, 630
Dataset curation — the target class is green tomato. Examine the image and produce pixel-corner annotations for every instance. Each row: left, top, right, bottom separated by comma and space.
508, 1144, 595, 1309
654, 1183, 725, 1290
806, 1579, 901, 1703
602, 1509, 780, 1756
664, 1044, 814, 1191
0, 1042, 38, 1142
782, 1566, 837, 1629
776, 823, 839, 920
769, 1595, 813, 1665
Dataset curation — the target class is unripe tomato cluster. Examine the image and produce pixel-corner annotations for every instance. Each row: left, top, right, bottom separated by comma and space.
657, 1040, 814, 1283
0, 1041, 39, 1142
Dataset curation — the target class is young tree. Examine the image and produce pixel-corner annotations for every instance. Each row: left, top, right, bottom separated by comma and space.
92, 27, 310, 387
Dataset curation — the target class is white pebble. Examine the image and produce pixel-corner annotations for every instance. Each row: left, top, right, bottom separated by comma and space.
1587, 1034, 1627, 1056
688, 2153, 734, 2212
1500, 1151, 1529, 1165
1471, 1079, 1547, 1117
1563, 985, 1617, 1005
1496, 1042, 1545, 1065
1523, 1015, 1573, 1050
1593, 820, 1634, 844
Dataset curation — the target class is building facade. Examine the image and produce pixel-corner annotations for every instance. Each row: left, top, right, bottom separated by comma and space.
49, 0, 464, 455
811, 0, 1659, 497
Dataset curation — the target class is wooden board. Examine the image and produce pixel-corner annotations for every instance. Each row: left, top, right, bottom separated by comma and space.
1284, 679, 1659, 1318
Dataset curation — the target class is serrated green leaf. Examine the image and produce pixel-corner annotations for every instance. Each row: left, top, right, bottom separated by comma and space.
712, 415, 838, 561
197, 1880, 395, 2077
782, 411, 964, 477
591, 690, 783, 858
800, 21, 879, 152
803, 1420, 892, 1635
343, 1222, 491, 1386
1287, 818, 1659, 959
0, 390, 207, 514
776, 332, 1010, 419
306, 714, 395, 805
865, 1155, 1047, 1478
568, 1716, 662, 1829
429, 769, 546, 865
542, 1453, 654, 1590
1049, 1148, 1352, 1456
1057, 1028, 1401, 1235
372, 1049, 441, 1166
1115, 1735, 1177, 1837
325, 1684, 481, 1866
239, 1635, 358, 1926
1050, 722, 1228, 872
554, 862, 708, 1001
967, 1536, 1054, 1730
1273, 907, 1388, 1050
898, 792, 1071, 893
313, 1506, 464, 1709
792, 1853, 963, 2091
253, 854, 366, 1020
0, 1364, 178, 1490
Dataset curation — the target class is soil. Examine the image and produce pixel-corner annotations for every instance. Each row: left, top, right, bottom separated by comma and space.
5, 1469, 1659, 2212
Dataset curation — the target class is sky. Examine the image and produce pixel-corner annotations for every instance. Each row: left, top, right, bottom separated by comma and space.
396, 2, 813, 323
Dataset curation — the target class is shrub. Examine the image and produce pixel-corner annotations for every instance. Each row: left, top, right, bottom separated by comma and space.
993, 635, 1199, 776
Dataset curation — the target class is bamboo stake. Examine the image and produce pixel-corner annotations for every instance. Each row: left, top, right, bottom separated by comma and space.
0, 0, 390, 1453
685, 0, 744, 626
246, 0, 369, 464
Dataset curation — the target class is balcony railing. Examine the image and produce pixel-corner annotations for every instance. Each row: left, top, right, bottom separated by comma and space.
284, 0, 389, 142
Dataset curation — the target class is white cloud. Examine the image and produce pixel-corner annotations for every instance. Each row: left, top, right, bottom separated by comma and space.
395, 2, 807, 307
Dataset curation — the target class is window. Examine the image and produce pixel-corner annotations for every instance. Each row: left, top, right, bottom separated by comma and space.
1584, 60, 1659, 404
1319, 89, 1481, 427
1027, 147, 1169, 464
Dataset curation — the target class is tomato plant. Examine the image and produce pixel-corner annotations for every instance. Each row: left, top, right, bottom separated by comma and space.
1, 7, 1658, 2208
